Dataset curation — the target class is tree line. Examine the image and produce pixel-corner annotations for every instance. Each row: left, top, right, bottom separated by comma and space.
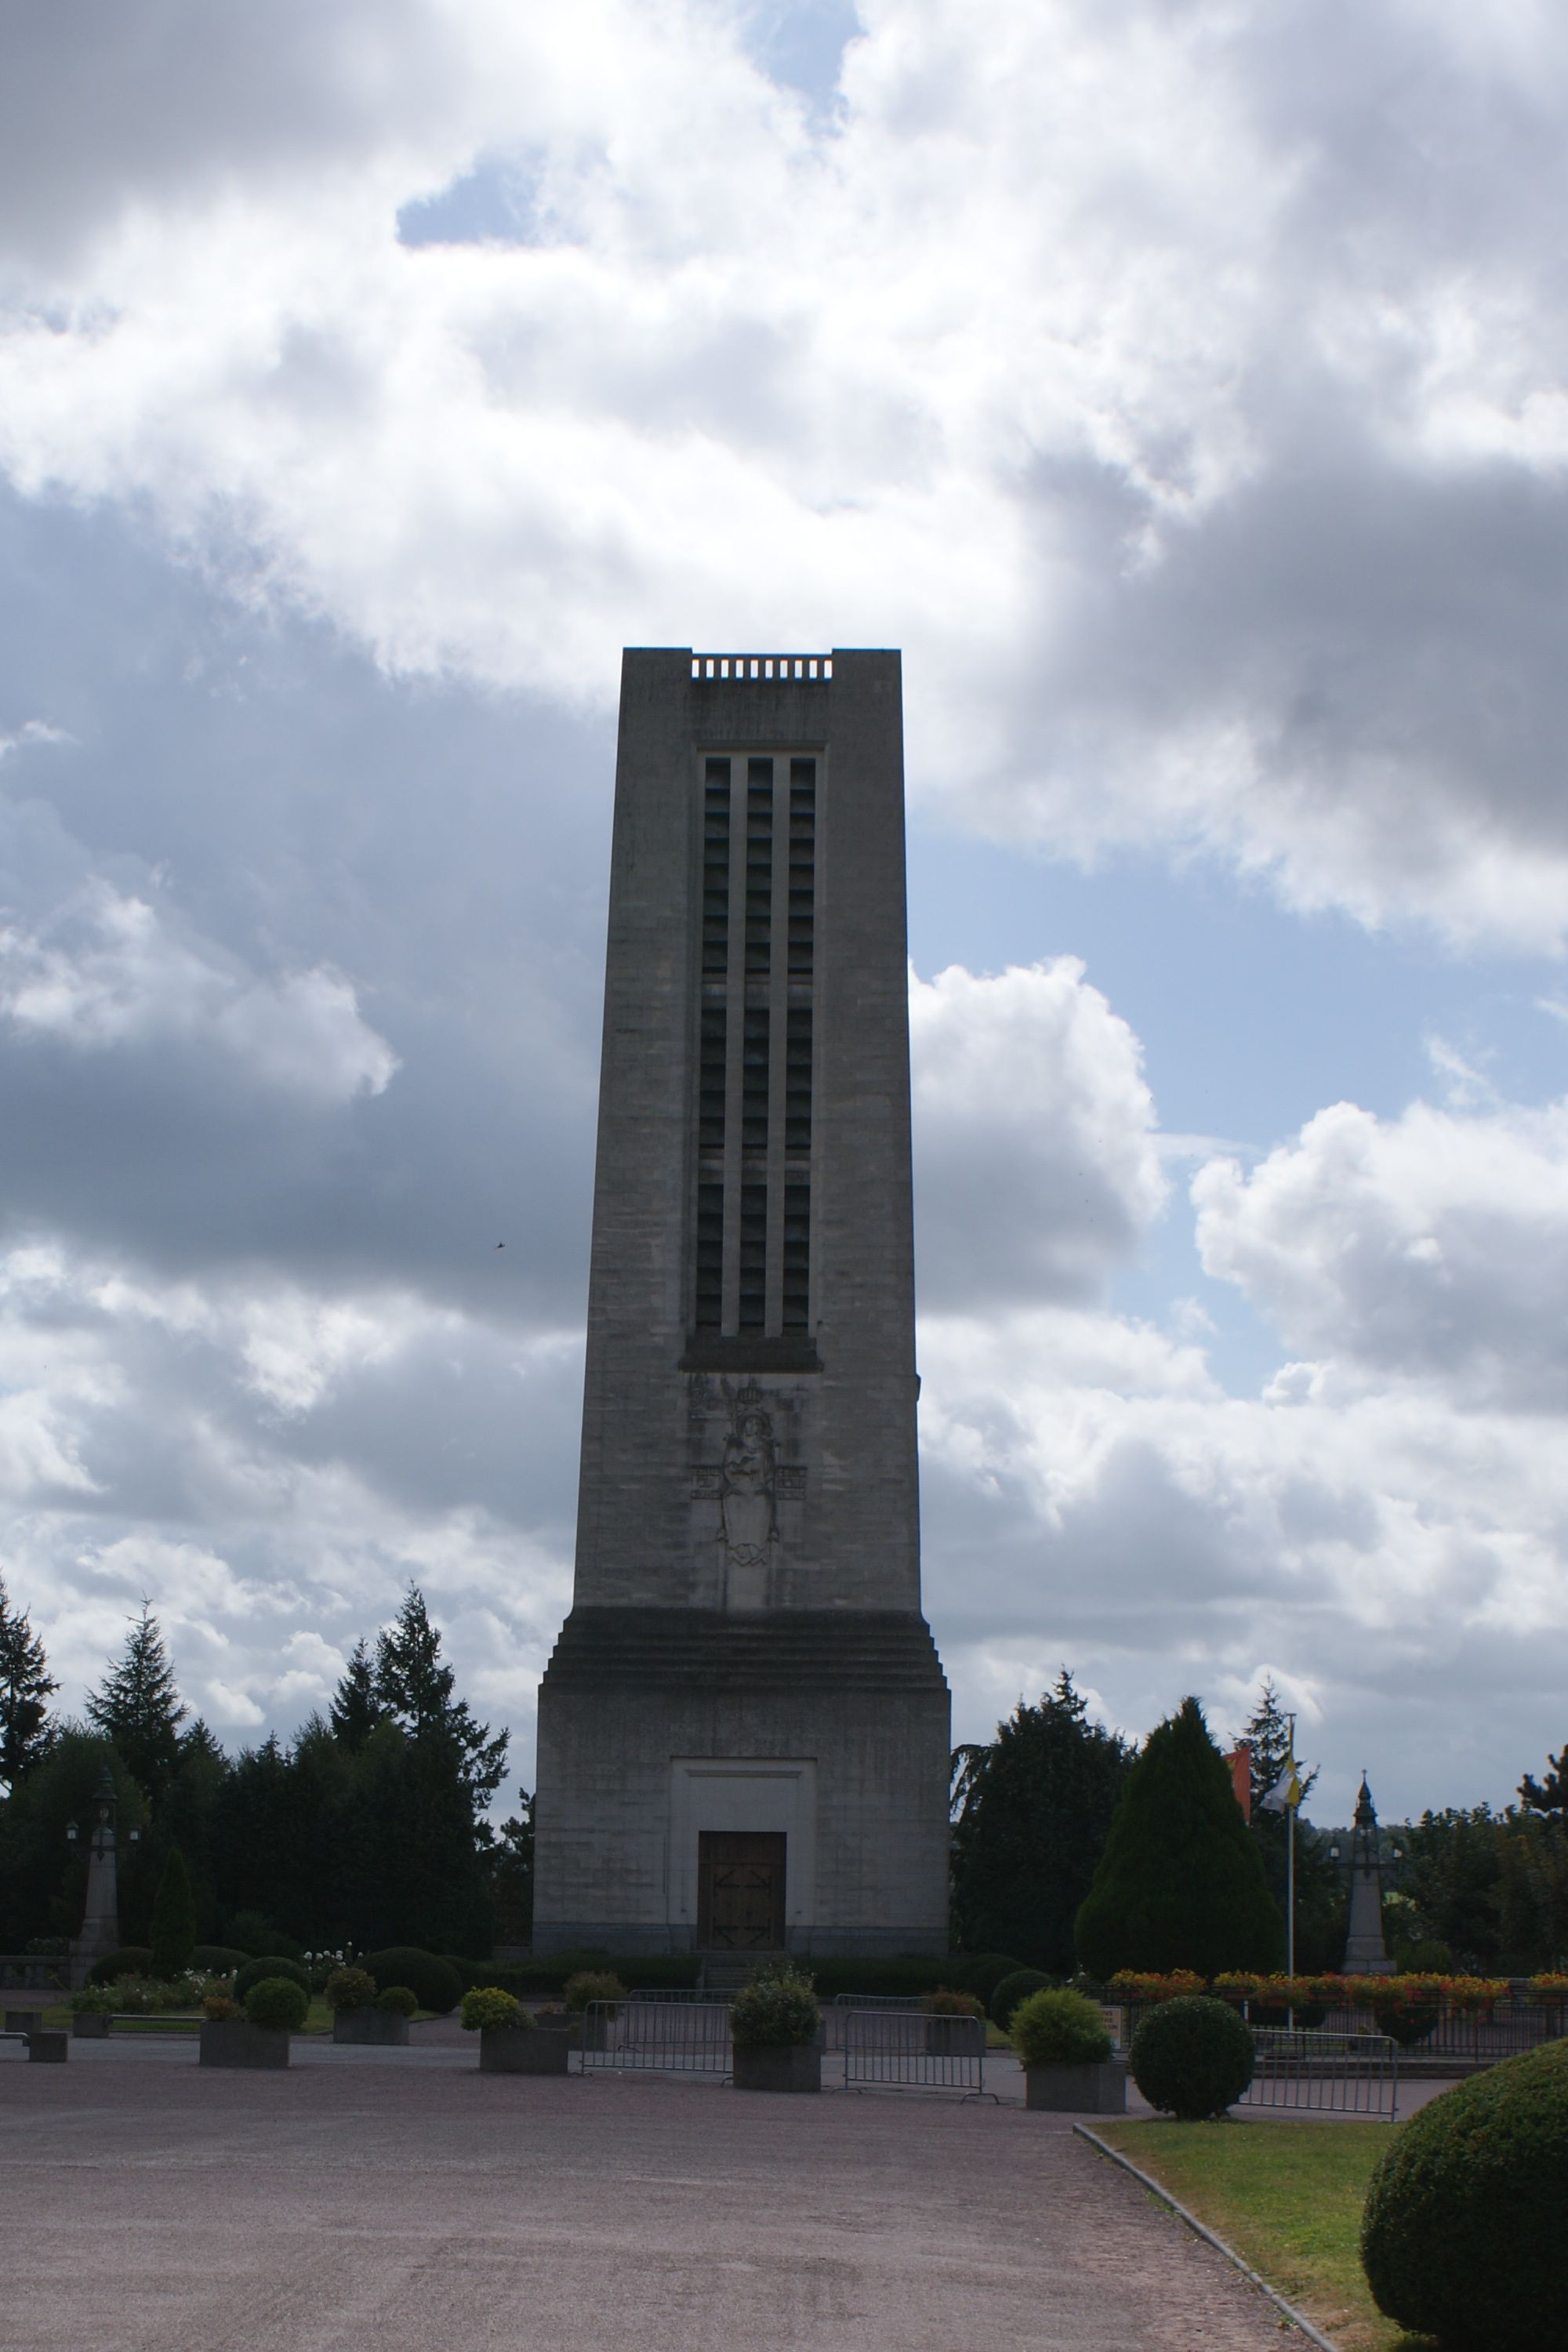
0, 1574, 533, 1960
949, 1670, 1568, 1976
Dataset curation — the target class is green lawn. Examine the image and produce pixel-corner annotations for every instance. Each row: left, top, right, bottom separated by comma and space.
1092, 2121, 1439, 2352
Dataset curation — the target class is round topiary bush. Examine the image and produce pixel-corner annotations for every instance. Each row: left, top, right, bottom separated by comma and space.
460, 1985, 524, 2033
1361, 2041, 1568, 2351
378, 1984, 418, 2017
990, 1968, 1053, 2028
234, 1955, 310, 2002
960, 1953, 1025, 2009
1129, 1995, 1254, 2119
1011, 1987, 1113, 2067
923, 1987, 986, 2019
362, 1947, 460, 2016
88, 1946, 153, 1987
245, 1976, 309, 2031
191, 1944, 250, 1976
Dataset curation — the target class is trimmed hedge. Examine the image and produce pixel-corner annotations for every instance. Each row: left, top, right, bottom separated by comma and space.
1129, 1995, 1254, 2120
1361, 2041, 1568, 2351
959, 1953, 1025, 2008
443, 1952, 959, 1999
88, 1946, 153, 1987
191, 1944, 250, 1976
362, 1947, 461, 2016
990, 1968, 1052, 2028
234, 1955, 310, 2002
245, 1976, 309, 2031
378, 1985, 419, 2018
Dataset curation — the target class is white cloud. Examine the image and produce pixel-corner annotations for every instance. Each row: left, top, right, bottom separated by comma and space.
0, 879, 397, 1101
1193, 1095, 1568, 1406
1, 4, 1567, 938
911, 959, 1166, 1307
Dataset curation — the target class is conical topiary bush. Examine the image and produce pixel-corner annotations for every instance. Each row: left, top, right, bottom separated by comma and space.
1075, 1697, 1284, 1980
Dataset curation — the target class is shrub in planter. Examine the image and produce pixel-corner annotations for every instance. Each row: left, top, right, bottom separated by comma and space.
1011, 1988, 1112, 2069
204, 1994, 242, 2022
562, 1970, 626, 2014
87, 1946, 152, 1987
70, 1987, 114, 2016
959, 1953, 1025, 2009
378, 1984, 418, 2017
923, 1987, 985, 2018
1361, 2041, 1568, 2352
325, 1966, 379, 2013
461, 1986, 524, 2033
191, 1944, 249, 1976
731, 1965, 822, 2092
1011, 1986, 1122, 2114
362, 1947, 460, 2016
989, 1969, 1052, 2028
245, 1976, 309, 2031
235, 1955, 309, 2002
1130, 1995, 1254, 2120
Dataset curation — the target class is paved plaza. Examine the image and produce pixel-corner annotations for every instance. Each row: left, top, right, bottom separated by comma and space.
2, 2032, 1311, 2352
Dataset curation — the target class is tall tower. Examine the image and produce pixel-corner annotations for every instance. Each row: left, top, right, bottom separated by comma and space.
533, 648, 950, 1958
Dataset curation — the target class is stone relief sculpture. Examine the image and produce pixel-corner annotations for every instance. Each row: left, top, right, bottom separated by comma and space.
720, 1401, 777, 1569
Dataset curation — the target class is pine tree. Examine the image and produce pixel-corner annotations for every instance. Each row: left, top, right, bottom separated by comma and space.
149, 1846, 197, 1976
949, 1669, 1134, 1970
85, 1602, 187, 1805
488, 1788, 535, 1945
1519, 1743, 1568, 1819
0, 1572, 59, 1792
1075, 1696, 1286, 1979
373, 1588, 508, 1806
328, 1639, 383, 1751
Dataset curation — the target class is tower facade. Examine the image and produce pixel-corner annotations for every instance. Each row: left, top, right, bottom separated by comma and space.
533, 648, 950, 1956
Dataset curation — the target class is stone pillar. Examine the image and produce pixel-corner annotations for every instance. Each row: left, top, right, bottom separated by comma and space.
69, 1767, 122, 1988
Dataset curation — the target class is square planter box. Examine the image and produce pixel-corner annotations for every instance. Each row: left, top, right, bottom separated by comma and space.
28, 2031, 69, 2063
200, 2020, 291, 2070
1025, 2060, 1127, 2113
332, 2008, 410, 2046
71, 2012, 111, 2038
924, 2017, 984, 2056
479, 2026, 571, 2075
732, 2043, 822, 2093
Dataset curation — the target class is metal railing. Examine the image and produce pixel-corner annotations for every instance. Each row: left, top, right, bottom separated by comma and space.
691, 655, 833, 683
828, 1993, 924, 2050
579, 1998, 733, 2075
841, 2007, 990, 2096
1321, 2002, 1563, 2061
0, 1957, 67, 1993
1240, 2029, 1399, 2118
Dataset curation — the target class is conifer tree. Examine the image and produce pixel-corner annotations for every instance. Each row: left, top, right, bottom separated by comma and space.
85, 1602, 187, 1805
1075, 1695, 1286, 1979
0, 1571, 59, 1792
328, 1639, 383, 1751
949, 1669, 1133, 1969
373, 1588, 508, 1807
149, 1846, 197, 1976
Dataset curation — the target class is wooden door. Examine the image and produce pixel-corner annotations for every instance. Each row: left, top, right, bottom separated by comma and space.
697, 1831, 786, 1951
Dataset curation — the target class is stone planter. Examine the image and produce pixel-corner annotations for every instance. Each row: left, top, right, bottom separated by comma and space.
332, 2007, 410, 2046
71, 2012, 111, 2038
924, 2016, 983, 2056
28, 2031, 68, 2063
732, 2042, 822, 2093
1024, 2060, 1126, 2113
200, 2020, 290, 2070
480, 2026, 571, 2075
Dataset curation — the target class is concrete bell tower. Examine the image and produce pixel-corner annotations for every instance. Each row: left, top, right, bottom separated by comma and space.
532, 648, 950, 1958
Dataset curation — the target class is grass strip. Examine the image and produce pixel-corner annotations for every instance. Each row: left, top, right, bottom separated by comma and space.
1092, 2120, 1436, 2352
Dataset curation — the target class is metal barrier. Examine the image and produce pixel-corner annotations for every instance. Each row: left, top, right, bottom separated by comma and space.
841, 2007, 990, 2097
828, 1993, 923, 2049
1323, 2002, 1561, 2062
1240, 2029, 1399, 2118
579, 1998, 733, 2075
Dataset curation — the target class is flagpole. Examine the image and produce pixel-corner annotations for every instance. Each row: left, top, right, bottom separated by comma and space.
1287, 1712, 1297, 2008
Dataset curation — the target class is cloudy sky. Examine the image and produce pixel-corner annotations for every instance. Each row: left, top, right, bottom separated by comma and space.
3, 0, 1567, 1826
